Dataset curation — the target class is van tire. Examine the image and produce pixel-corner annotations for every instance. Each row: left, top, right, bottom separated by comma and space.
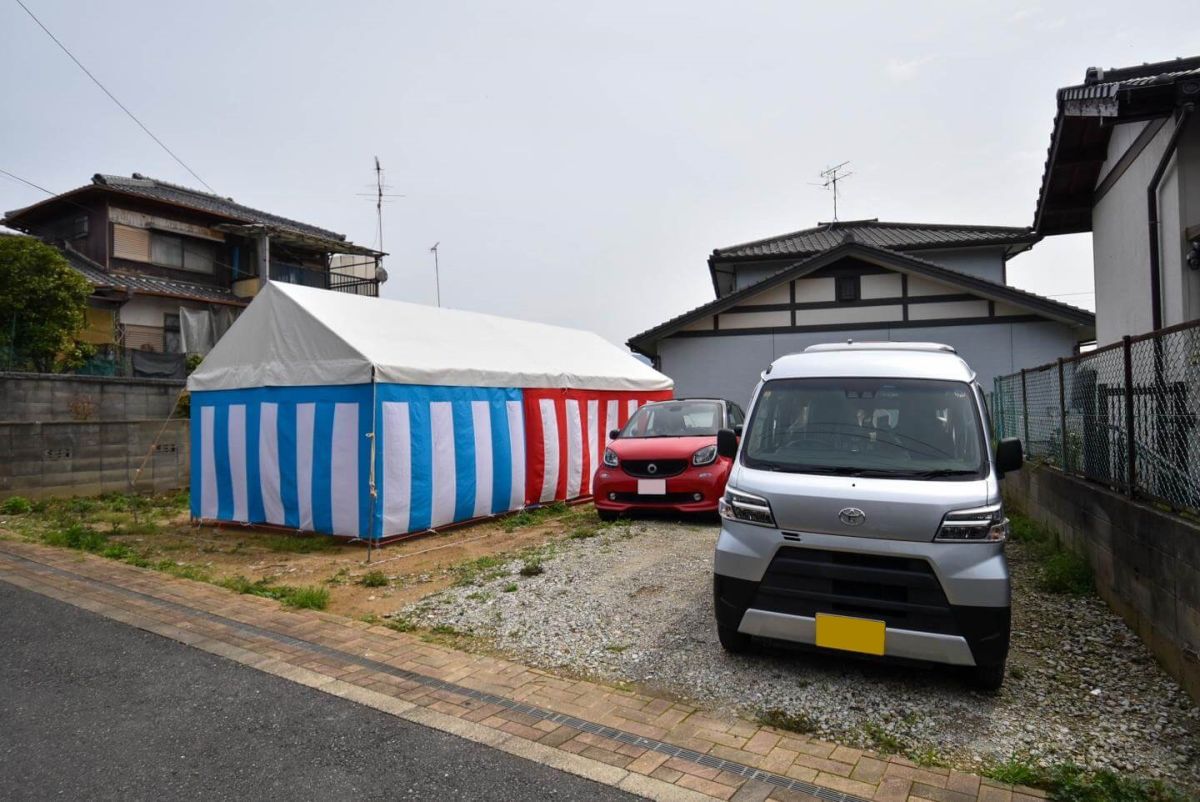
717, 624, 752, 654
597, 509, 619, 522
971, 662, 1006, 691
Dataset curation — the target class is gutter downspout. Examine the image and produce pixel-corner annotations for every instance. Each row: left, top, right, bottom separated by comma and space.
1147, 103, 1194, 331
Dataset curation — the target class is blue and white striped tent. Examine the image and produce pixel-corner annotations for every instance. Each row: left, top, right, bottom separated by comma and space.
187, 282, 671, 540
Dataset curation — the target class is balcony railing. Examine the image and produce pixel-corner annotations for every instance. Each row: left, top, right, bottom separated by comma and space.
268, 260, 379, 297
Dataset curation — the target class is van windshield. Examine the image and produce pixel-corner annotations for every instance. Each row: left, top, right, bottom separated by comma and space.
742, 378, 986, 479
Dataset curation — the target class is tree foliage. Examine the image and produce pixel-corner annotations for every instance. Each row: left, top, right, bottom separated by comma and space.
0, 236, 93, 372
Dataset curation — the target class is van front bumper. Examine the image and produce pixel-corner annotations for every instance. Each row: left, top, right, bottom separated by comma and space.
713, 522, 1011, 668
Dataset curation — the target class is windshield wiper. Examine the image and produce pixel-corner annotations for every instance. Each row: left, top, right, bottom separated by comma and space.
895, 468, 980, 479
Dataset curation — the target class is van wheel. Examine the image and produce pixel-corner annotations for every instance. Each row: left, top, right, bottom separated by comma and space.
971, 662, 1006, 691
717, 624, 752, 654
597, 509, 619, 522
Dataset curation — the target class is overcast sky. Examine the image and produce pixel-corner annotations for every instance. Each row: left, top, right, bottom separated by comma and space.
2, 1, 1196, 346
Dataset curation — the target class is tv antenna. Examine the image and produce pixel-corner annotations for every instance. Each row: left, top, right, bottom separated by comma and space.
429, 242, 441, 308
356, 156, 404, 252
812, 161, 852, 221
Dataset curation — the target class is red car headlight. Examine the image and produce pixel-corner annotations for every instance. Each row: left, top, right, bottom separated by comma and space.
692, 444, 718, 466
603, 447, 619, 468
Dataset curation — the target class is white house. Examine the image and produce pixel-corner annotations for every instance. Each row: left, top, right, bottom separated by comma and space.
1034, 55, 1200, 344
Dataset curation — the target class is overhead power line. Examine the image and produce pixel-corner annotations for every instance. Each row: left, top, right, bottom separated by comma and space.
13, 0, 215, 193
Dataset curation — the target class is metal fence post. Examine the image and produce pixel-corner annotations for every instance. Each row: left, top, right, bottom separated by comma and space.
1020, 368, 1029, 448
1057, 358, 1067, 470
1123, 335, 1136, 497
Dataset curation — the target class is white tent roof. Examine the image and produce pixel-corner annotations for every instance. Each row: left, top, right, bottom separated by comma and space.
187, 282, 673, 392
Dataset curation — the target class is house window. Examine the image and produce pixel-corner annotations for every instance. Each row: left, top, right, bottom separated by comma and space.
836, 275, 861, 302
149, 231, 217, 274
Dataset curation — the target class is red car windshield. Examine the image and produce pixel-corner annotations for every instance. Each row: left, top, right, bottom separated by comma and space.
620, 401, 722, 438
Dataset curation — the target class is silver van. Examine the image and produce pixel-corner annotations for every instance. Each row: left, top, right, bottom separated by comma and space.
712, 342, 1023, 689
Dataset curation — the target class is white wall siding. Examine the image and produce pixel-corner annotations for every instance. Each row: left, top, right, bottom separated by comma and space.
860, 273, 903, 299
719, 309, 791, 329
794, 305, 903, 326
905, 276, 957, 296
907, 300, 990, 320
793, 277, 836, 302
740, 282, 790, 305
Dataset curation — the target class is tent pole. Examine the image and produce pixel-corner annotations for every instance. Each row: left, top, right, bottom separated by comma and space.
366, 366, 378, 563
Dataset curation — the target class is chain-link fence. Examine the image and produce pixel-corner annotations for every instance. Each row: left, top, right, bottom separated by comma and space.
993, 319, 1200, 515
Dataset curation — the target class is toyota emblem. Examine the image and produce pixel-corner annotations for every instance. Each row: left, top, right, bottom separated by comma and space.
647, 463, 658, 474
838, 507, 866, 526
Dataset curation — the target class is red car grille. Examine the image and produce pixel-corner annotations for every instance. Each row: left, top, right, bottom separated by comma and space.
621, 459, 688, 478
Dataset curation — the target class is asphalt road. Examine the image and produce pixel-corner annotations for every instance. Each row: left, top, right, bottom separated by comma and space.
0, 580, 639, 801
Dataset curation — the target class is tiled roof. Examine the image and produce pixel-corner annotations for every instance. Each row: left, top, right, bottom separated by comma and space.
712, 220, 1037, 260
92, 173, 346, 242
60, 244, 246, 306
629, 241, 1094, 353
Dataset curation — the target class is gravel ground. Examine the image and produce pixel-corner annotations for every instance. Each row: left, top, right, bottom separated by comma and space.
400, 520, 1200, 786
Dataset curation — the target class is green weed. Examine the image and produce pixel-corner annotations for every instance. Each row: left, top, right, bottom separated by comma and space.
452, 554, 508, 587
1, 496, 32, 515
519, 559, 544, 577
501, 502, 569, 532
43, 524, 107, 552
501, 582, 518, 593
983, 759, 1187, 802
279, 585, 329, 610
1040, 551, 1094, 595
359, 570, 389, 588
384, 617, 417, 633
862, 722, 908, 755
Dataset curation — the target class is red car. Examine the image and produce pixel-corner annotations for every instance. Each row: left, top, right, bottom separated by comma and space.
593, 398, 744, 519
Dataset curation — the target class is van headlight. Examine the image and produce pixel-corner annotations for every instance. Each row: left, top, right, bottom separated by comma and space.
934, 504, 1008, 543
603, 448, 619, 468
719, 488, 776, 527
692, 444, 718, 466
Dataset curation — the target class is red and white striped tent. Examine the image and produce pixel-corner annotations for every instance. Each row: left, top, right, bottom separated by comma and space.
189, 283, 672, 539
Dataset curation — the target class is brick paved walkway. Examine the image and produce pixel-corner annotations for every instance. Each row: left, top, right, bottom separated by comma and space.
0, 541, 1046, 802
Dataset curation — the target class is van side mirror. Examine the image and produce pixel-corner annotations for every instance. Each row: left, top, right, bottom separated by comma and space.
996, 438, 1023, 476
733, 424, 743, 437
609, 429, 620, 440
717, 428, 738, 459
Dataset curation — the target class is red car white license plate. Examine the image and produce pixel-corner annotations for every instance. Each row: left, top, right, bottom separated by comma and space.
637, 479, 667, 495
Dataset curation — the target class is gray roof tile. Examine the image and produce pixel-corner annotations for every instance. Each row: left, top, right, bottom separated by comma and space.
713, 220, 1036, 260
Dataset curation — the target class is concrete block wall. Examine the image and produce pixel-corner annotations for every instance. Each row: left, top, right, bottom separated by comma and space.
1004, 464, 1200, 702
0, 419, 189, 499
0, 373, 189, 500
0, 372, 184, 423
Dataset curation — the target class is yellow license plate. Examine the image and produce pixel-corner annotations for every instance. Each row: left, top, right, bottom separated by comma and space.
814, 613, 886, 656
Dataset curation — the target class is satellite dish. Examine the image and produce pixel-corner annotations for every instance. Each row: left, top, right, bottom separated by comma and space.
375, 266, 389, 283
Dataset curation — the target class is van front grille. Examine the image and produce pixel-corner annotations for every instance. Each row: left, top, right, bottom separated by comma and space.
751, 547, 958, 634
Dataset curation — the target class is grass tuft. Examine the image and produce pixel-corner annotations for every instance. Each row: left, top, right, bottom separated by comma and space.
43, 523, 108, 552
1040, 551, 1095, 595
518, 559, 544, 577
359, 570, 389, 588
1, 496, 32, 515
500, 502, 570, 532
982, 759, 1187, 802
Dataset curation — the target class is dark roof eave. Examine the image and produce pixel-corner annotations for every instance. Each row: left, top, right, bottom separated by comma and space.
709, 234, 1040, 264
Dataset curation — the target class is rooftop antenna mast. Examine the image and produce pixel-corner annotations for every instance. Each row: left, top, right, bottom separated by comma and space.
355, 157, 404, 253
429, 242, 441, 307
814, 161, 852, 222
